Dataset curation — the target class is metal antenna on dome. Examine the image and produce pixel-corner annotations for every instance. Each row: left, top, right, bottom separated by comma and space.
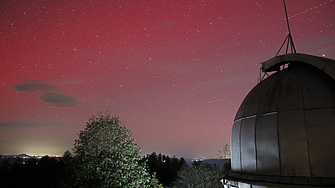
276, 0, 296, 56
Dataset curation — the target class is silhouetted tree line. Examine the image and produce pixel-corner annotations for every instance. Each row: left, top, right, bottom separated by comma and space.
141, 152, 231, 188
141, 152, 187, 187
0, 155, 65, 188
0, 153, 231, 188
0, 153, 183, 188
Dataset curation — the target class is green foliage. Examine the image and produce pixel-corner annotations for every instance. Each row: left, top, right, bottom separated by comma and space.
172, 161, 223, 188
149, 172, 164, 188
217, 144, 231, 159
65, 112, 157, 188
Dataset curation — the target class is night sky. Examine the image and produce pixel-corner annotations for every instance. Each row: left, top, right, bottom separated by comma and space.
1, 0, 334, 159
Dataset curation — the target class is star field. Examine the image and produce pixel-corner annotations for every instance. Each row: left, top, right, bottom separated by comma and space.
1, 0, 334, 158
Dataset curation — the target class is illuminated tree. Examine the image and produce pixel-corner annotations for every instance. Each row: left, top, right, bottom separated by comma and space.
217, 144, 231, 159
172, 162, 222, 188
69, 112, 159, 188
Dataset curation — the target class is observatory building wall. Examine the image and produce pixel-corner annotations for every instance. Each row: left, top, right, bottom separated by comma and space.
230, 54, 335, 182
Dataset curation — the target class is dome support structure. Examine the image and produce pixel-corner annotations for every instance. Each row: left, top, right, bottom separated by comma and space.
259, 0, 297, 82
275, 0, 297, 57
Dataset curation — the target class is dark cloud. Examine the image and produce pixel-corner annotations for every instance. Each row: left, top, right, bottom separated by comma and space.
39, 92, 80, 107
0, 120, 52, 128
13, 79, 81, 108
13, 80, 56, 93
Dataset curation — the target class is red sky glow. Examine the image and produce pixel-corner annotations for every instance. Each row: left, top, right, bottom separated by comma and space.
1, 0, 334, 158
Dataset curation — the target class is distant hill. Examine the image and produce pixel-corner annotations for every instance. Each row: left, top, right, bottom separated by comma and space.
0, 153, 31, 157
16, 153, 31, 157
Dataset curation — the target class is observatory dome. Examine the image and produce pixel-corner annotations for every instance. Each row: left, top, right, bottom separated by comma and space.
229, 53, 335, 186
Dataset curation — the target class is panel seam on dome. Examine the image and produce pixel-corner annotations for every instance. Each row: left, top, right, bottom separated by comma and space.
276, 109, 282, 176
302, 75, 313, 177
233, 112, 278, 123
